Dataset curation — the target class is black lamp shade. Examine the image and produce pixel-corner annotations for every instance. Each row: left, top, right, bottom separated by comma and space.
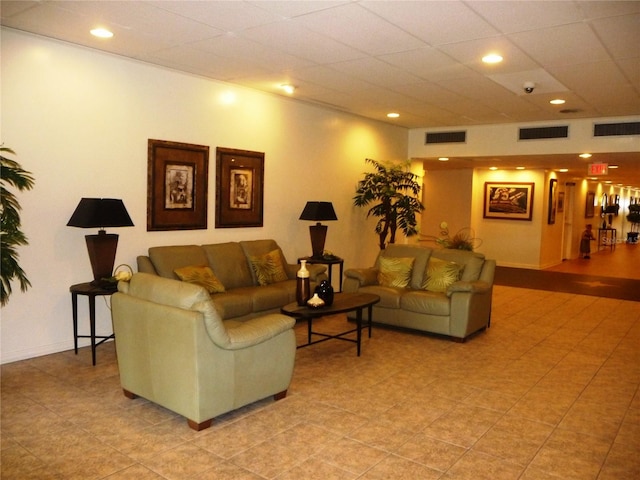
299, 202, 337, 258
299, 201, 337, 222
67, 198, 134, 229
67, 198, 134, 285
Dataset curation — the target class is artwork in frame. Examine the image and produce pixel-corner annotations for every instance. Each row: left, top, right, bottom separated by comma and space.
147, 139, 209, 231
585, 191, 595, 218
557, 191, 565, 213
548, 178, 558, 224
483, 182, 534, 221
215, 147, 264, 228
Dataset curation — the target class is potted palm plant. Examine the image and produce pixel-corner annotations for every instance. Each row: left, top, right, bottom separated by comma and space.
627, 203, 640, 244
353, 158, 424, 250
1, 146, 35, 306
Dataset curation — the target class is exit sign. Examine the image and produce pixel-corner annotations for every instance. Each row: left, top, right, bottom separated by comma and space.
588, 163, 608, 175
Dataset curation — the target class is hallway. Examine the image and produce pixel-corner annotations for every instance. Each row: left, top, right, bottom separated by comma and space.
545, 242, 640, 281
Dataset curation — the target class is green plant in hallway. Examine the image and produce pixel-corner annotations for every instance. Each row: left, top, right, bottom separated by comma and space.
353, 158, 424, 250
1, 146, 35, 306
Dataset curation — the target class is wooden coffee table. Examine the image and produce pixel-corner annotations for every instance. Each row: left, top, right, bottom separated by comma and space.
281, 292, 380, 356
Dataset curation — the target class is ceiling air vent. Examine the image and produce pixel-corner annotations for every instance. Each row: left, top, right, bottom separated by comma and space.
594, 122, 640, 137
519, 125, 568, 140
425, 131, 466, 144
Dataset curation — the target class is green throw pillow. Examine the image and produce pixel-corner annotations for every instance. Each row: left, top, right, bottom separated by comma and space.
174, 265, 226, 293
378, 256, 414, 288
250, 249, 289, 286
422, 257, 464, 292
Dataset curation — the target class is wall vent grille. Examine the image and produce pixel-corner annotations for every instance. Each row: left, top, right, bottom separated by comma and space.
519, 126, 568, 140
594, 122, 640, 136
425, 131, 466, 144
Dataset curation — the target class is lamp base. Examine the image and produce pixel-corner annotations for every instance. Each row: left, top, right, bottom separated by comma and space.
309, 223, 328, 259
85, 231, 119, 284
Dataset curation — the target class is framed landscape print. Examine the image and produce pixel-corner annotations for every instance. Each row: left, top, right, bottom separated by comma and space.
215, 147, 264, 228
483, 182, 534, 221
147, 139, 209, 231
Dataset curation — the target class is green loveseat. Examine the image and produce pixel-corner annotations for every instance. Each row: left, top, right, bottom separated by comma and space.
343, 244, 495, 341
111, 273, 297, 430
137, 239, 327, 321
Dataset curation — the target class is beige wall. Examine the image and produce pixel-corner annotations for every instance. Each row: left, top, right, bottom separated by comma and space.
1, 29, 408, 363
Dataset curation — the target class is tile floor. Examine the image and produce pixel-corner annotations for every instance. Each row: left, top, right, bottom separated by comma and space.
2, 285, 639, 479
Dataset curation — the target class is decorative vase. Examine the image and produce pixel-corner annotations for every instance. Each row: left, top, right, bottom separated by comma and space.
296, 260, 311, 306
314, 279, 334, 306
306, 293, 325, 309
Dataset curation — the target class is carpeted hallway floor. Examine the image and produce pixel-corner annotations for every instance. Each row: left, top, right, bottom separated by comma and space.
495, 243, 639, 302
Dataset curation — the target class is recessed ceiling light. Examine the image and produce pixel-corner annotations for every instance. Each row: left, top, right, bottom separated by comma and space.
559, 168, 569, 173
387, 112, 400, 118
482, 53, 503, 64
438, 157, 449, 162
550, 99, 566, 105
489, 166, 498, 171
516, 166, 525, 170
90, 28, 113, 38
609, 165, 619, 169
579, 153, 592, 159
279, 84, 296, 94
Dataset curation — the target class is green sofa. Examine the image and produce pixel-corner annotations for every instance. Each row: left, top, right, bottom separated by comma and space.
111, 273, 297, 430
343, 244, 495, 341
137, 239, 327, 321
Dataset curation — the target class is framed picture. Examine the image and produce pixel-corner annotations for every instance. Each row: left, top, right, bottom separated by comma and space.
147, 139, 209, 231
548, 178, 558, 224
585, 191, 595, 218
557, 192, 565, 213
483, 182, 534, 221
215, 147, 264, 228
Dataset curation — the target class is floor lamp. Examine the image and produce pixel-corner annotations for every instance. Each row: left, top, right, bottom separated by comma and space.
299, 201, 337, 259
67, 198, 134, 287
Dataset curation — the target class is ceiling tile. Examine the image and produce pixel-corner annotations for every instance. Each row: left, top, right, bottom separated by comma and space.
467, 1, 584, 33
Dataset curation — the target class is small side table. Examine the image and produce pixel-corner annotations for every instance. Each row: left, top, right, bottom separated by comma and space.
597, 228, 617, 251
299, 256, 344, 292
70, 282, 116, 365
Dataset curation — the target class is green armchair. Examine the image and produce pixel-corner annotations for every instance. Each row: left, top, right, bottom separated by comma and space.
111, 273, 296, 430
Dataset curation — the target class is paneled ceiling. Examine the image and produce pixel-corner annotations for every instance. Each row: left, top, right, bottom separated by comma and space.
2, 0, 639, 188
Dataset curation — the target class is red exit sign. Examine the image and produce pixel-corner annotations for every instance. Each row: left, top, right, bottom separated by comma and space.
588, 163, 608, 175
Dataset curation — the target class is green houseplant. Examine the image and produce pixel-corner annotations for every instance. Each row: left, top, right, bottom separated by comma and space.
1, 146, 35, 306
353, 158, 424, 250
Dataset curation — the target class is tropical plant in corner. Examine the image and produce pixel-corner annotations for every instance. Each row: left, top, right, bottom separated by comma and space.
1, 146, 35, 306
353, 158, 424, 250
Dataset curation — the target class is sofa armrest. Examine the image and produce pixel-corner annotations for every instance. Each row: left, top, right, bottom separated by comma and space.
137, 256, 157, 275
224, 314, 295, 350
446, 280, 491, 298
344, 268, 379, 287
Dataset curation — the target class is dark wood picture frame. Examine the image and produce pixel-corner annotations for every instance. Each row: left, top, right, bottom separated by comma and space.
585, 191, 595, 218
483, 182, 534, 221
215, 147, 264, 228
147, 139, 209, 231
548, 178, 558, 224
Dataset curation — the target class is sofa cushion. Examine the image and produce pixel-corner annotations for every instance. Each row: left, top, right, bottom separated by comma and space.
148, 245, 208, 279
358, 285, 403, 308
249, 249, 289, 286
249, 283, 291, 311
379, 244, 432, 290
174, 265, 226, 293
431, 249, 485, 282
377, 256, 414, 288
202, 242, 254, 289
422, 257, 464, 293
210, 290, 254, 320
401, 290, 451, 316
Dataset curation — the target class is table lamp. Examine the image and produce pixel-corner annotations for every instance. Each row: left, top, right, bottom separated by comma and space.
299, 201, 337, 259
67, 198, 134, 286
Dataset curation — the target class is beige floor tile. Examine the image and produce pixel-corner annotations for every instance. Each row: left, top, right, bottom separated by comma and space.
275, 457, 356, 480
443, 450, 524, 480
314, 437, 388, 475
141, 443, 224, 479
359, 454, 442, 479
394, 432, 467, 472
